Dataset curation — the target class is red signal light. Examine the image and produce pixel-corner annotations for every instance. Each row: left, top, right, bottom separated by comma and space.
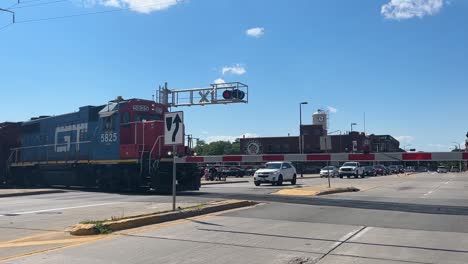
222, 90, 232, 99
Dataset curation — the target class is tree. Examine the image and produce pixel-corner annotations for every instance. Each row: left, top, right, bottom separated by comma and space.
193, 140, 241, 155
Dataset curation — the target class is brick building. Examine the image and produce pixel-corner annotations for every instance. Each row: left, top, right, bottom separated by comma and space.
240, 125, 401, 155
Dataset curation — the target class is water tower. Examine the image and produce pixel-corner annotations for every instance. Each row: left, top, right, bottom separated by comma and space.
312, 109, 328, 130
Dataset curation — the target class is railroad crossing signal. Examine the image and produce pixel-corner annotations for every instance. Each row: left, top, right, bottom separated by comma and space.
156, 82, 248, 107
164, 112, 184, 145
222, 89, 245, 100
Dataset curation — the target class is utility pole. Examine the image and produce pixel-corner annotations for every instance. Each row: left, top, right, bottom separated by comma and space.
299, 102, 308, 177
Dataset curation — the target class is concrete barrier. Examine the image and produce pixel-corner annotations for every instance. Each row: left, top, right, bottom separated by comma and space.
69, 200, 257, 236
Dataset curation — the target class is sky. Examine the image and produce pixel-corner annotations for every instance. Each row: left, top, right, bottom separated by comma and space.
0, 0, 467, 152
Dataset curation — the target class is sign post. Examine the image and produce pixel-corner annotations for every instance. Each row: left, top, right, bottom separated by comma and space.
164, 111, 184, 211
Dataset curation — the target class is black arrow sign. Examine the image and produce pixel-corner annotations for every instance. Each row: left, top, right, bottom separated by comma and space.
172, 114, 182, 142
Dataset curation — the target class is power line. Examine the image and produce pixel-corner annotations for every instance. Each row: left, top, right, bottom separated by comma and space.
0, 22, 13, 31
15, 0, 180, 24
10, 0, 68, 9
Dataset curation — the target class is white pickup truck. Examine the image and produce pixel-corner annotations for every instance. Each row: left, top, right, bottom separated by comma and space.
339, 162, 365, 178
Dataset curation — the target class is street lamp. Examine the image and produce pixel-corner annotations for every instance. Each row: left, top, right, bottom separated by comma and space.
404, 144, 411, 151
350, 123, 357, 132
452, 141, 461, 151
299, 102, 308, 178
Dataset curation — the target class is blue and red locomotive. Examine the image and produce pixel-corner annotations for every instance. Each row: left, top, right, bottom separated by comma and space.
1, 97, 200, 192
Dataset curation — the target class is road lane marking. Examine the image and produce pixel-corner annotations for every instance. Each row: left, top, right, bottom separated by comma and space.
0, 237, 100, 248
1, 232, 62, 244
0, 202, 122, 217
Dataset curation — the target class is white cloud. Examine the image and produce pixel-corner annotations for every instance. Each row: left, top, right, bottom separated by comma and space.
213, 78, 225, 84
327, 106, 338, 113
205, 133, 258, 143
395, 136, 414, 143
427, 143, 449, 148
381, 0, 445, 20
222, 64, 246, 75
246, 27, 265, 38
80, 0, 181, 14
101, 0, 121, 7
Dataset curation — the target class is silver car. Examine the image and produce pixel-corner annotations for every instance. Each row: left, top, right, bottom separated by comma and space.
320, 166, 339, 178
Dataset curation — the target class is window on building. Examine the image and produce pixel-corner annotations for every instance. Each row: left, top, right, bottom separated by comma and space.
267, 145, 272, 153
282, 144, 290, 153
273, 144, 281, 153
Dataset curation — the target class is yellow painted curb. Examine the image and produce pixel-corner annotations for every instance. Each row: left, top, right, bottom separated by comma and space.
68, 200, 257, 236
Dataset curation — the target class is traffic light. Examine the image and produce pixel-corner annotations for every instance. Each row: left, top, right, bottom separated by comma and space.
222, 89, 245, 100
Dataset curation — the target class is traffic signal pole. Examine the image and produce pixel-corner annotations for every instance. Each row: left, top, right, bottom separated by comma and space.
172, 145, 177, 211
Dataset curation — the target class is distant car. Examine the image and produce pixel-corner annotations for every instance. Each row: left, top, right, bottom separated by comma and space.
405, 166, 416, 172
388, 165, 399, 174
417, 166, 429, 172
254, 162, 297, 186
245, 168, 257, 176
373, 165, 387, 176
320, 166, 339, 178
450, 166, 460, 173
339, 162, 365, 178
221, 167, 245, 177
363, 166, 377, 177
397, 165, 405, 173
437, 166, 448, 173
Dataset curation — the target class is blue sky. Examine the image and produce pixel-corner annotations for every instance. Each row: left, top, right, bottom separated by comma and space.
0, 0, 467, 151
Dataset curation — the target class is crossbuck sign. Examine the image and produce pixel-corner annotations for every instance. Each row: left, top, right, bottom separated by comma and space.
164, 112, 184, 145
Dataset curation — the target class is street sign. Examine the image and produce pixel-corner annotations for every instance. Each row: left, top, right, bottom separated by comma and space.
164, 111, 184, 145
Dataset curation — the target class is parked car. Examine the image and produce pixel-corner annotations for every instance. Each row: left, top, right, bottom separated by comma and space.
373, 165, 388, 176
397, 165, 405, 173
221, 167, 246, 177
254, 162, 297, 186
320, 166, 339, 178
363, 166, 377, 177
245, 168, 257, 176
450, 166, 460, 172
339, 162, 365, 178
405, 166, 416, 172
417, 166, 428, 172
437, 166, 448, 173
388, 165, 399, 174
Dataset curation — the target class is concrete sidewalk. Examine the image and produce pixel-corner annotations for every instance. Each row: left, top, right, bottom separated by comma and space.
0, 188, 66, 198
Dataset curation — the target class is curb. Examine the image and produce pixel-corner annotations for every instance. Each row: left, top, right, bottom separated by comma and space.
68, 200, 257, 236
201, 180, 249, 186
0, 189, 66, 198
316, 187, 360, 196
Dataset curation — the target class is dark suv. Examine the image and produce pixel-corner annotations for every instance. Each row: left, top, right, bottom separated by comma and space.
363, 166, 376, 177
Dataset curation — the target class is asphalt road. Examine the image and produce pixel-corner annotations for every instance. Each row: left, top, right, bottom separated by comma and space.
1, 172, 468, 263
